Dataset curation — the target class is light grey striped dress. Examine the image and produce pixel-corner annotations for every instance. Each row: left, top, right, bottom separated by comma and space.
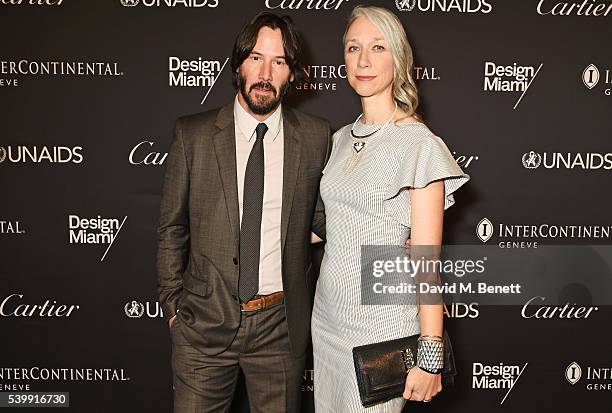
311, 121, 470, 412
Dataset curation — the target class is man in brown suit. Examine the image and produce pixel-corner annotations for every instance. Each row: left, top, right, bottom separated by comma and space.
157, 12, 330, 413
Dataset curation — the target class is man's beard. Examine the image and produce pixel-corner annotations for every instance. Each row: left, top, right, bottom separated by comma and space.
238, 73, 290, 116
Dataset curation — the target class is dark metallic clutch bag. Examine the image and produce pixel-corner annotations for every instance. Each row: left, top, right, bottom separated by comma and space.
352, 331, 457, 407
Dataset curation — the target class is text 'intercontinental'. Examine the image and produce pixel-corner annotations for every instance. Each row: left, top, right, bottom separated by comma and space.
0, 367, 129, 381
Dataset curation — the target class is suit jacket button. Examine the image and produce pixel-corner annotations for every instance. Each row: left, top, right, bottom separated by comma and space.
232, 257, 238, 265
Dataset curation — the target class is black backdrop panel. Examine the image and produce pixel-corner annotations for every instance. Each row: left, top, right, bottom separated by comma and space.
1, 0, 611, 411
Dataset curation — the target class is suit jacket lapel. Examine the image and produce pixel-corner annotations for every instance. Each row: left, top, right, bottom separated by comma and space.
213, 104, 240, 245
281, 108, 302, 253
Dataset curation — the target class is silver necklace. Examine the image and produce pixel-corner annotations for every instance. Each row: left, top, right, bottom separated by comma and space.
344, 101, 398, 173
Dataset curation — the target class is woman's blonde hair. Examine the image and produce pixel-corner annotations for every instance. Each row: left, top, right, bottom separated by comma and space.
343, 5, 421, 120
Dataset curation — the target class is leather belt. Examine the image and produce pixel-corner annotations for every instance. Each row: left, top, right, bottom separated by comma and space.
240, 291, 284, 312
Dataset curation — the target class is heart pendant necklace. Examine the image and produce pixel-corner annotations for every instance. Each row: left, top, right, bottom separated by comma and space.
344, 101, 398, 173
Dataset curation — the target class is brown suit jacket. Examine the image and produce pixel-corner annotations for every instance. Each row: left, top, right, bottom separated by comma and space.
157, 102, 331, 357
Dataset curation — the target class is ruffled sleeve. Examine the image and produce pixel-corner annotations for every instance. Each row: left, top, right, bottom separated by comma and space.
383, 134, 470, 227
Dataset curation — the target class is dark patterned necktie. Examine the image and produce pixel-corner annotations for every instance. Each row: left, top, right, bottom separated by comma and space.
239, 122, 268, 303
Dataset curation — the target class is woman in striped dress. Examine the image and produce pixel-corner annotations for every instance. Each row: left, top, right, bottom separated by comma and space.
311, 6, 470, 412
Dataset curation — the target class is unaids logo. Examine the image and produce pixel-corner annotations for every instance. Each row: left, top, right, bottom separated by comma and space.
0, 147, 6, 163
396, 0, 416, 11
120, 0, 219, 8
522, 151, 542, 169
396, 0, 492, 13
124, 301, 144, 318
123, 300, 164, 318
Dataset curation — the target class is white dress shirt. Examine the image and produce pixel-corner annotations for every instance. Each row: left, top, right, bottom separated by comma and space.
234, 95, 284, 295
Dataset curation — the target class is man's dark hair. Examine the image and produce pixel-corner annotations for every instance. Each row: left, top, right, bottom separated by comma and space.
231, 12, 304, 89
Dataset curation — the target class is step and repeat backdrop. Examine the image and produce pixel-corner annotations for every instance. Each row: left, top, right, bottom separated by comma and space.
1, 0, 611, 411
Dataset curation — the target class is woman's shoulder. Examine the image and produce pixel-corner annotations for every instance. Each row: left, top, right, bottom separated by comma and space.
331, 123, 352, 143
333, 123, 352, 135
385, 120, 435, 146
386, 122, 457, 162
